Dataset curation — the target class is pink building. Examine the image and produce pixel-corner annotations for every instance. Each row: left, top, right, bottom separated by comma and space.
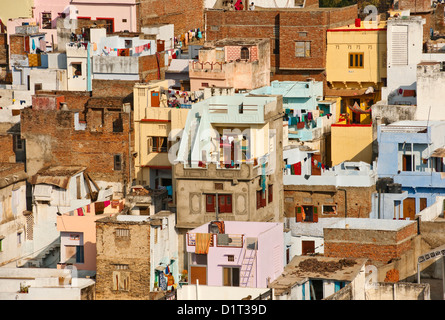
31, 0, 138, 49
188, 38, 271, 92
186, 220, 284, 288
69, 0, 138, 33
56, 199, 124, 272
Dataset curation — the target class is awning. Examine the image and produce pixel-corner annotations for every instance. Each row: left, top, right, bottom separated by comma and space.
430, 147, 445, 158
325, 88, 368, 97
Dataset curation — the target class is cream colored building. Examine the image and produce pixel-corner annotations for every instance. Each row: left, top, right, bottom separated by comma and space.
0, 0, 33, 25
133, 80, 189, 191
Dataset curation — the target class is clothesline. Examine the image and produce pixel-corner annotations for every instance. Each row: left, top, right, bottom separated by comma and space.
102, 42, 151, 56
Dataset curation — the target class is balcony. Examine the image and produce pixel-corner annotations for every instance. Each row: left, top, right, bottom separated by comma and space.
187, 232, 244, 248
66, 42, 90, 58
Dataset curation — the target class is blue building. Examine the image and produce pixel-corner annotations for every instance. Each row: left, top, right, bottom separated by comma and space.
249, 80, 336, 143
373, 120, 445, 220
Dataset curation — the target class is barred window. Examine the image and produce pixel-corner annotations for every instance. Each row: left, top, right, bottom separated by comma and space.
115, 228, 130, 238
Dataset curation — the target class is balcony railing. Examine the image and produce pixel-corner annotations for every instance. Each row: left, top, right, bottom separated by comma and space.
187, 233, 244, 248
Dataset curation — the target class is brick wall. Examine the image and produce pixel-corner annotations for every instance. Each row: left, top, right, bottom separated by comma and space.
138, 52, 166, 82
324, 222, 418, 263
34, 91, 91, 112
95, 218, 151, 300
31, 95, 65, 111
9, 35, 27, 56
205, 6, 357, 85
0, 33, 7, 65
20, 108, 132, 185
0, 162, 25, 178
92, 79, 138, 105
139, 0, 205, 36
284, 185, 375, 219
0, 135, 16, 163
399, 0, 432, 12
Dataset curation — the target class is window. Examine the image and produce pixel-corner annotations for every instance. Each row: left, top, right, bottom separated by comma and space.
149, 137, 168, 153
201, 82, 209, 88
295, 41, 311, 58
348, 53, 364, 68
114, 154, 122, 170
240, 47, 249, 60
112, 114, 123, 132
206, 194, 215, 212
268, 185, 273, 203
112, 271, 130, 291
256, 190, 266, 209
223, 267, 240, 287
115, 228, 130, 238
17, 232, 22, 245
72, 63, 82, 77
65, 245, 84, 263
392, 25, 408, 66
227, 255, 234, 262
205, 194, 232, 213
322, 205, 337, 215
432, 157, 445, 172
296, 205, 318, 222
98, 18, 114, 34
14, 135, 24, 151
41, 12, 52, 29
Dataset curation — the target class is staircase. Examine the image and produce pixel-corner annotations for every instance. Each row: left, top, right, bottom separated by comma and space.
239, 239, 257, 287
18, 241, 60, 268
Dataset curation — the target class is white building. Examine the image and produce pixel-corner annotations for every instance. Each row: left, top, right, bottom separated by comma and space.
0, 267, 95, 300
381, 15, 425, 106
25, 166, 99, 268
0, 164, 28, 267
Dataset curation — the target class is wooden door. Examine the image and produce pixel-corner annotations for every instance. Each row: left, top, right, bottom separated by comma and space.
312, 154, 322, 176
206, 194, 215, 213
151, 91, 160, 107
420, 198, 427, 212
403, 198, 416, 220
302, 240, 315, 255
190, 266, 207, 285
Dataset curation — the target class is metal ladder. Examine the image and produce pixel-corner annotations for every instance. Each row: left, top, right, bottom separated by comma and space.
239, 240, 257, 287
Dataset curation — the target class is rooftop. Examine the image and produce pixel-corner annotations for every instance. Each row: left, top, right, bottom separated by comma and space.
270, 256, 367, 296
327, 218, 416, 232
30, 166, 86, 189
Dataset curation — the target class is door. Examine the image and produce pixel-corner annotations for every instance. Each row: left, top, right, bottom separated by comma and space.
151, 91, 160, 107
302, 240, 315, 255
420, 198, 427, 212
190, 266, 207, 285
402, 154, 413, 172
312, 154, 322, 176
403, 198, 416, 220
223, 267, 240, 287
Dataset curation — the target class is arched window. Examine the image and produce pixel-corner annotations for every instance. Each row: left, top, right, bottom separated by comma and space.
240, 47, 249, 60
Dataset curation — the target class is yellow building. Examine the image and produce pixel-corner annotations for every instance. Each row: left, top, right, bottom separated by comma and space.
0, 0, 33, 24
326, 19, 387, 125
133, 80, 189, 191
326, 19, 387, 166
